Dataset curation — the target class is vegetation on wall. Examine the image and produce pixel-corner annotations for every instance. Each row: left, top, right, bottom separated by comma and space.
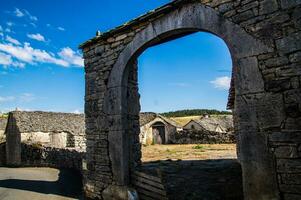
161, 109, 231, 117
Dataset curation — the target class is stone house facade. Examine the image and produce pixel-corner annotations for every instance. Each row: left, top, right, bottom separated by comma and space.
5, 111, 86, 166
139, 113, 182, 145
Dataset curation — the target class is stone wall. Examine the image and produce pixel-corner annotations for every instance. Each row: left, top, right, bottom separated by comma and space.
80, 0, 301, 199
20, 143, 84, 171
170, 130, 236, 144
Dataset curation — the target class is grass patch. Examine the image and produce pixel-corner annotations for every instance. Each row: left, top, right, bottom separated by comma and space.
192, 145, 205, 150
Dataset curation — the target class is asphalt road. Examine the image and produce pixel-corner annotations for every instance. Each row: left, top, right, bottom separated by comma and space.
0, 167, 83, 200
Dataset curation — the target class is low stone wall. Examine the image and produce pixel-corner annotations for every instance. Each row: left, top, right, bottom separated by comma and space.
170, 130, 236, 144
20, 143, 85, 171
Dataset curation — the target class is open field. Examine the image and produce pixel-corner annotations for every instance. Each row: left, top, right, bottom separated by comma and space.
142, 144, 237, 162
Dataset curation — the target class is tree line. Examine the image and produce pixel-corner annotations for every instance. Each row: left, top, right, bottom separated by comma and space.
161, 109, 231, 117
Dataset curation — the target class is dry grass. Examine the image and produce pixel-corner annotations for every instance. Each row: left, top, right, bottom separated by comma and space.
142, 144, 237, 162
170, 116, 202, 126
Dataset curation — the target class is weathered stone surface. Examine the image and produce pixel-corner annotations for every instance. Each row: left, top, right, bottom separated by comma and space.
236, 57, 264, 94
259, 0, 278, 15
283, 193, 301, 200
280, 0, 301, 9
276, 32, 301, 54
281, 173, 301, 184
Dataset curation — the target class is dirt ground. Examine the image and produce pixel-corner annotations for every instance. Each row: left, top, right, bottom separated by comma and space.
140, 144, 243, 200
142, 144, 237, 162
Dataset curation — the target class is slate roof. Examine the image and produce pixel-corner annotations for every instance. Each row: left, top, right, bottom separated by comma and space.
6, 111, 85, 136
185, 115, 233, 132
139, 112, 157, 126
139, 112, 182, 128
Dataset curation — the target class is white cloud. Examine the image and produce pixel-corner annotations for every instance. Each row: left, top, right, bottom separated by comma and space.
5, 28, 11, 33
19, 93, 35, 102
27, 33, 45, 42
0, 52, 12, 65
58, 47, 84, 67
6, 35, 21, 45
0, 42, 68, 67
29, 23, 37, 28
6, 22, 13, 27
11, 61, 25, 68
46, 24, 51, 27
210, 76, 231, 90
0, 96, 15, 103
0, 52, 25, 68
14, 8, 24, 17
0, 25, 2, 31
24, 9, 38, 21
72, 109, 83, 114
57, 26, 65, 31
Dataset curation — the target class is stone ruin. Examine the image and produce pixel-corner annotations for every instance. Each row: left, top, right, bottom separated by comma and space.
79, 0, 301, 199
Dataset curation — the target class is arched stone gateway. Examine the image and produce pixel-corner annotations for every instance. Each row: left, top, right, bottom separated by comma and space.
80, 1, 301, 199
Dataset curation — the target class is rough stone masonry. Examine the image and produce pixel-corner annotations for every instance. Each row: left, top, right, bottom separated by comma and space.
79, 0, 301, 199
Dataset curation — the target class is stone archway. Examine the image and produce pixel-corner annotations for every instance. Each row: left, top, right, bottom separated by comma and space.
80, 1, 301, 199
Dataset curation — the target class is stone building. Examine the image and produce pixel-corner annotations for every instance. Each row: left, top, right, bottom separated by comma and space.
183, 115, 233, 133
80, 0, 301, 199
139, 113, 182, 145
5, 111, 85, 166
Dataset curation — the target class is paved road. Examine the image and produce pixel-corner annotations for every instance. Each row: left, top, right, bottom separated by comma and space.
0, 167, 83, 200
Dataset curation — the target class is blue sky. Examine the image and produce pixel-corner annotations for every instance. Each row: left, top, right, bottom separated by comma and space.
0, 0, 232, 113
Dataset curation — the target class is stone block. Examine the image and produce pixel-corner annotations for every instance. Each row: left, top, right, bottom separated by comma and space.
281, 173, 301, 184
264, 56, 289, 68
232, 10, 255, 23
274, 146, 299, 158
280, 0, 301, 9
237, 1, 259, 13
276, 32, 301, 54
277, 159, 301, 173
239, 131, 280, 199
289, 51, 301, 63
280, 184, 301, 194
283, 193, 301, 200
235, 57, 264, 94
259, 0, 278, 15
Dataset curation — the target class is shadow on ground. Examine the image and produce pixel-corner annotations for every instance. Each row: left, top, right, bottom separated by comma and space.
139, 159, 243, 200
0, 168, 83, 199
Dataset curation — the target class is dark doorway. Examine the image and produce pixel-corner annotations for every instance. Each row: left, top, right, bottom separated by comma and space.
152, 122, 166, 144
